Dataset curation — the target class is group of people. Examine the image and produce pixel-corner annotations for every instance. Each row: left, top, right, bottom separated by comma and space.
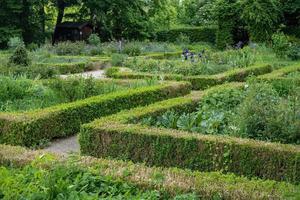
181, 49, 205, 62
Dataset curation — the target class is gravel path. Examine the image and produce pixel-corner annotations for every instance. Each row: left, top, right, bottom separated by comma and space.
44, 135, 79, 155
60, 69, 106, 79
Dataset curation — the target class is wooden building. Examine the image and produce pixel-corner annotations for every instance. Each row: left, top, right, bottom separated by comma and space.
53, 22, 93, 44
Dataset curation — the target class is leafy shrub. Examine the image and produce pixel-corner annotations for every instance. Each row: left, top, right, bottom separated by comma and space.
54, 41, 85, 55
88, 33, 101, 46
111, 53, 127, 66
272, 33, 290, 58
123, 42, 142, 56
233, 82, 300, 144
7, 37, 24, 50
88, 46, 103, 55
287, 44, 300, 60
8, 45, 31, 66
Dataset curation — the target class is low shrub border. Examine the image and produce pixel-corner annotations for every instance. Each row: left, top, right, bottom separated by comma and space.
0, 81, 191, 147
107, 63, 273, 90
0, 144, 298, 200
79, 83, 300, 184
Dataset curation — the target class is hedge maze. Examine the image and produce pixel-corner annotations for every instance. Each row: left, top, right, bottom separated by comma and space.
1, 56, 299, 199
0, 80, 190, 147
79, 82, 300, 184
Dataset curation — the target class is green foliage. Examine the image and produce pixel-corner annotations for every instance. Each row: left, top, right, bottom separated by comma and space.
238, 0, 281, 42
8, 45, 31, 66
146, 81, 300, 144
0, 164, 165, 199
2, 145, 297, 200
272, 32, 291, 58
232, 82, 300, 144
7, 37, 24, 50
214, 0, 239, 49
111, 53, 127, 66
146, 87, 245, 135
123, 43, 142, 56
54, 41, 86, 55
87, 33, 101, 46
287, 43, 300, 60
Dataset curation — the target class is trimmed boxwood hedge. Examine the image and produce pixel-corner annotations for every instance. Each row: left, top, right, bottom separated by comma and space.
79, 83, 300, 184
155, 27, 217, 43
35, 62, 87, 74
0, 81, 191, 147
0, 144, 298, 200
107, 63, 273, 90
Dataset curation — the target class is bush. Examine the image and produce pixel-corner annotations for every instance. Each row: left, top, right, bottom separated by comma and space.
156, 27, 216, 43
88, 33, 101, 46
272, 33, 290, 58
123, 43, 142, 56
7, 37, 24, 50
287, 44, 300, 60
55, 41, 85, 55
89, 46, 103, 56
233, 82, 300, 144
111, 53, 127, 66
9, 45, 31, 66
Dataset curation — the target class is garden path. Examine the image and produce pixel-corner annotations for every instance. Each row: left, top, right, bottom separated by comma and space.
59, 69, 106, 79
46, 69, 107, 155
44, 135, 79, 155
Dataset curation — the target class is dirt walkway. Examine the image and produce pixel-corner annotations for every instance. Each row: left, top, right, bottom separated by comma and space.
44, 135, 79, 155
60, 69, 106, 79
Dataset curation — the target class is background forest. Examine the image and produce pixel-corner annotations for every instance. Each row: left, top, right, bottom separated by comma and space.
0, 0, 299, 49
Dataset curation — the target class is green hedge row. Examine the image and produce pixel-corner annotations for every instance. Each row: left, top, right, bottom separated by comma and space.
107, 63, 273, 90
0, 81, 191, 147
0, 144, 298, 200
79, 83, 300, 184
155, 27, 217, 43
35, 62, 87, 74
140, 51, 182, 59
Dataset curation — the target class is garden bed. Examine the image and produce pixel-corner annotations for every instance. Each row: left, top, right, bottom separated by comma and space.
0, 144, 298, 200
0, 78, 191, 147
79, 82, 300, 183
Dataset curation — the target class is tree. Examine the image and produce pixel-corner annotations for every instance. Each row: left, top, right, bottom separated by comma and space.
238, 0, 282, 42
213, 0, 239, 49
0, 0, 22, 47
83, 0, 150, 40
